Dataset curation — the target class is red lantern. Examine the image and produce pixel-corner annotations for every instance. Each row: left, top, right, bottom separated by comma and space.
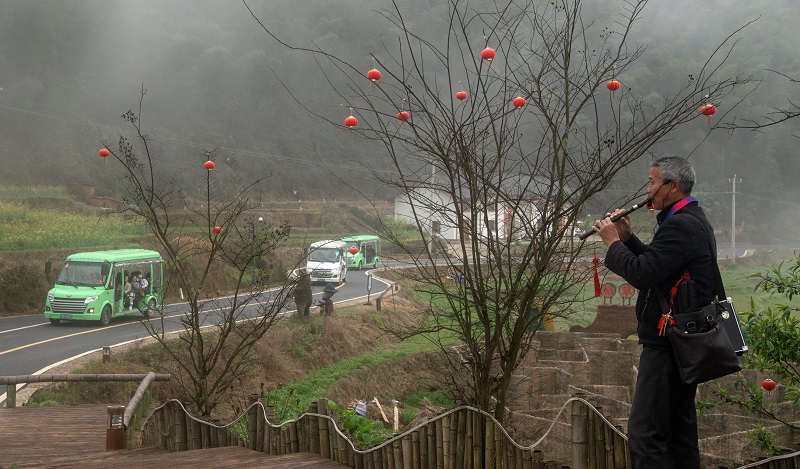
701, 104, 717, 125
204, 160, 215, 170
212, 226, 221, 234
513, 97, 526, 109
349, 246, 359, 255
367, 68, 382, 83
344, 115, 358, 128
397, 111, 410, 121
481, 47, 496, 62
606, 80, 621, 92
98, 148, 109, 158
456, 90, 467, 101
762, 378, 777, 393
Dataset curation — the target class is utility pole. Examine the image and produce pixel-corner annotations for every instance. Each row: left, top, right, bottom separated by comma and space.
729, 175, 741, 263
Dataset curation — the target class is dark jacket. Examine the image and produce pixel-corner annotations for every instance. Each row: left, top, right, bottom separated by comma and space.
604, 200, 716, 348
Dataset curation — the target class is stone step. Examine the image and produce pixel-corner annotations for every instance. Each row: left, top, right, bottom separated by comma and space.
536, 348, 587, 362
534, 331, 622, 351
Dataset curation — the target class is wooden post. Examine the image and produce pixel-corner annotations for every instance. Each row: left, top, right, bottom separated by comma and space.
208, 420, 219, 448
164, 402, 174, 451
425, 421, 436, 469
403, 434, 413, 467
393, 438, 403, 468
495, 420, 504, 469
571, 395, 588, 469
255, 397, 265, 452
308, 402, 320, 454
472, 411, 483, 469
587, 406, 596, 468
442, 414, 451, 469
412, 430, 421, 468
485, 418, 495, 468
174, 402, 187, 451
455, 410, 466, 468
593, 407, 606, 469
156, 406, 166, 449
191, 414, 202, 450
613, 425, 627, 469
532, 449, 545, 469
318, 399, 331, 459
436, 418, 444, 469
5, 384, 16, 408
604, 421, 615, 469
106, 405, 125, 451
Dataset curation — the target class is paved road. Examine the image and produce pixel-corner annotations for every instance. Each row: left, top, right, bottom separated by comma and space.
0, 267, 392, 405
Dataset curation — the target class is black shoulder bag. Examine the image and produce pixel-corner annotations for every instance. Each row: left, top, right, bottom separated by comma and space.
659, 215, 742, 385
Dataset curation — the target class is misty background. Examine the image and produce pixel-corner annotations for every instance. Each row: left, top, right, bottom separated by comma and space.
0, 0, 798, 245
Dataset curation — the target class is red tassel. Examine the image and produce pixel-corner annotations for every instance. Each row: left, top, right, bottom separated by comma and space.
592, 248, 601, 297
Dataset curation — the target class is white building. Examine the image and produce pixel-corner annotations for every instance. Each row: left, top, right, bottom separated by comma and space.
394, 173, 570, 241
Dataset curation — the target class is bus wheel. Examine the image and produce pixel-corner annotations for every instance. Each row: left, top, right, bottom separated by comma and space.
144, 298, 156, 319
100, 305, 112, 326
357, 261, 363, 271
49, 318, 61, 325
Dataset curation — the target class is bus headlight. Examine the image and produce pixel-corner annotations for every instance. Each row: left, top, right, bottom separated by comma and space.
84, 296, 99, 304
47, 294, 54, 302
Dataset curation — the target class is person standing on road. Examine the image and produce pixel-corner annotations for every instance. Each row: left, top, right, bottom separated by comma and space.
294, 269, 313, 317
591, 156, 716, 468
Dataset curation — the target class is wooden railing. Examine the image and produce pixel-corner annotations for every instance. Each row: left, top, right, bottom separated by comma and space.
139, 395, 630, 468
0, 373, 170, 451
0, 373, 170, 408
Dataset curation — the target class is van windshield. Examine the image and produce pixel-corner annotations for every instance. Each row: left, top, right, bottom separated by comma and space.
56, 261, 110, 287
309, 248, 340, 263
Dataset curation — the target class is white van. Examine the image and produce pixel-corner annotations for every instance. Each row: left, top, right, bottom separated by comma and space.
306, 240, 347, 285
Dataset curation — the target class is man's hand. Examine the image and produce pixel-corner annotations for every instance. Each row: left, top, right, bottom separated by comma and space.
593, 209, 631, 247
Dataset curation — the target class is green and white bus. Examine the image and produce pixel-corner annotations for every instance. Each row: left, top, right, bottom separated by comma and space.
341, 235, 381, 270
44, 249, 163, 326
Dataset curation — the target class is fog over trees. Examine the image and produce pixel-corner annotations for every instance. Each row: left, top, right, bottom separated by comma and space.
0, 0, 798, 244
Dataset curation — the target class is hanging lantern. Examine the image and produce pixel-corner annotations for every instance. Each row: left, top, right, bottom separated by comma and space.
344, 115, 358, 128
606, 80, 621, 94
512, 96, 526, 109
212, 226, 221, 234
204, 160, 215, 170
397, 111, 410, 121
367, 68, 382, 83
98, 148, 109, 158
481, 47, 496, 62
456, 90, 467, 101
701, 104, 717, 125
349, 246, 359, 255
761, 378, 777, 394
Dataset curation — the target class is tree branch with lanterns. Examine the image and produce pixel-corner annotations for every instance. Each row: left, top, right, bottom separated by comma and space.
246, 0, 783, 422
100, 87, 296, 417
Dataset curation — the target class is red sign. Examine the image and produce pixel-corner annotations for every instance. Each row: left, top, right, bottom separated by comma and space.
601, 283, 616, 298
619, 283, 635, 299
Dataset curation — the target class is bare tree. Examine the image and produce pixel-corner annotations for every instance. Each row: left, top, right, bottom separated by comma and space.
102, 88, 295, 416
247, 0, 767, 421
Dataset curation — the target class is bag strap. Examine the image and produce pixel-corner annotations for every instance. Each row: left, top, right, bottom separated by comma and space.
654, 210, 725, 335
680, 211, 726, 301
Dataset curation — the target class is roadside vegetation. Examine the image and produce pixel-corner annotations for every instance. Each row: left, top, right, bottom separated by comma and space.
8, 182, 799, 454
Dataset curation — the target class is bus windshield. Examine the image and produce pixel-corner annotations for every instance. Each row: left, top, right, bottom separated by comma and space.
56, 261, 110, 287
309, 248, 340, 263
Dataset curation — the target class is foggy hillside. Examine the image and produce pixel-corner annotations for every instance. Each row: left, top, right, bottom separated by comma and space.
0, 0, 798, 243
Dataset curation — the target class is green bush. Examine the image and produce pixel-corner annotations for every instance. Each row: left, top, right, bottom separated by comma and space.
331, 402, 394, 448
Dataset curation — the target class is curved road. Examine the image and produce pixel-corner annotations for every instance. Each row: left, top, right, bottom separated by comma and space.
0, 268, 392, 405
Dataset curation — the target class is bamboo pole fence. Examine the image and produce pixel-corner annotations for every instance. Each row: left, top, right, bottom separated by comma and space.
136, 393, 800, 468
139, 395, 633, 468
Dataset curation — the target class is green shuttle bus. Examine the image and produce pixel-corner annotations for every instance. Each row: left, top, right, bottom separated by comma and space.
44, 249, 163, 326
341, 235, 381, 270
